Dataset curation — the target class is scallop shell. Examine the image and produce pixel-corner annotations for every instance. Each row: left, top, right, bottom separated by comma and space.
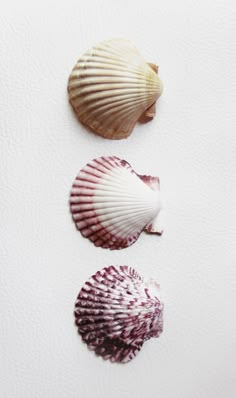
70, 156, 163, 250
68, 38, 163, 139
74, 265, 163, 363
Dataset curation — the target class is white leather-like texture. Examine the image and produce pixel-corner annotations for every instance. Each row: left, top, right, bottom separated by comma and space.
1, 1, 236, 397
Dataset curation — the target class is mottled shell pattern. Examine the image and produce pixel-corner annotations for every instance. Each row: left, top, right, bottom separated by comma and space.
70, 156, 163, 250
68, 38, 163, 139
74, 265, 163, 363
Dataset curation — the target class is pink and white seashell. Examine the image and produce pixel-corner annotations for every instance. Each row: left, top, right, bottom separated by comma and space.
74, 265, 164, 363
70, 156, 163, 250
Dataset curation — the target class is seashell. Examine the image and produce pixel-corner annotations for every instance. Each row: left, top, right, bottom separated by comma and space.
68, 38, 163, 139
70, 156, 163, 250
74, 265, 164, 363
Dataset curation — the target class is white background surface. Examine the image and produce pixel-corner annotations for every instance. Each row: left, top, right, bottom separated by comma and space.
1, 1, 236, 397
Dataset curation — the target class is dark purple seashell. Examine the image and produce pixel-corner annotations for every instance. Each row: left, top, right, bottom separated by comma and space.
74, 265, 163, 363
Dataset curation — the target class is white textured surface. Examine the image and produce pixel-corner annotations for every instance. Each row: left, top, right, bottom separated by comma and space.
1, 1, 236, 397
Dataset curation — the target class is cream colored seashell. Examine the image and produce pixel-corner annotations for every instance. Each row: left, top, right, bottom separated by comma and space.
68, 39, 163, 139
